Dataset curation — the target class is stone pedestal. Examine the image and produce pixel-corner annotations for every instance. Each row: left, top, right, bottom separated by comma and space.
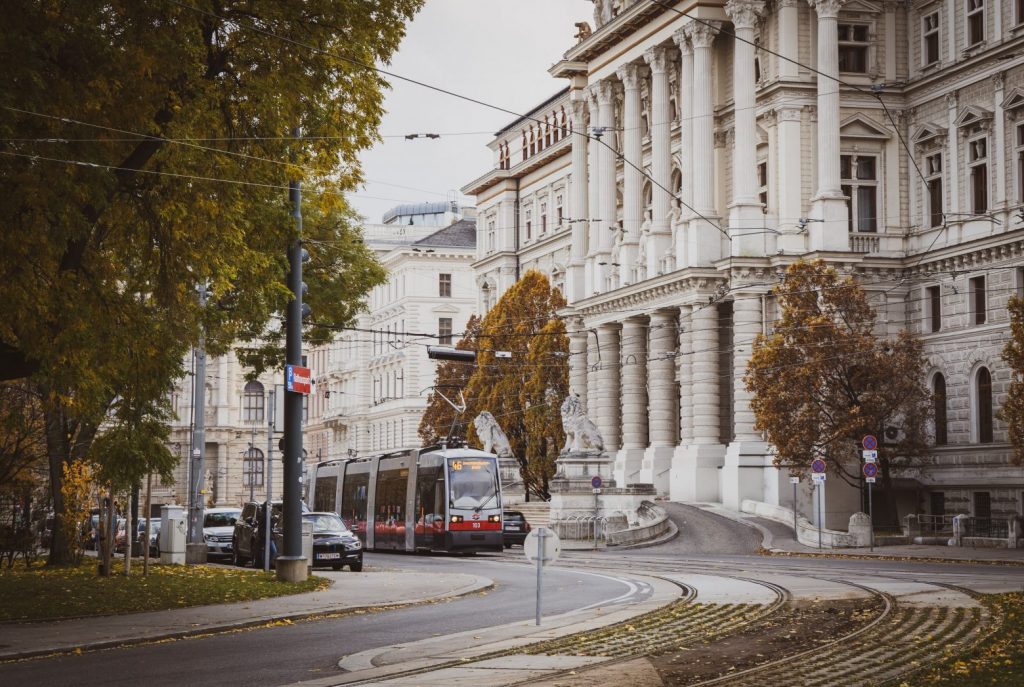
640, 445, 674, 495
551, 449, 616, 493
721, 440, 768, 510
670, 443, 725, 502
185, 542, 208, 565
614, 447, 645, 486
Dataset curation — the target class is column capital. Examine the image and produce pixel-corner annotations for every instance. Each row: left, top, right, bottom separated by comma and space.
595, 78, 620, 106
615, 62, 649, 90
643, 45, 674, 74
725, 0, 765, 30
570, 96, 588, 122
672, 28, 692, 55
586, 83, 601, 110
806, 0, 845, 19
686, 21, 722, 49
779, 0, 800, 6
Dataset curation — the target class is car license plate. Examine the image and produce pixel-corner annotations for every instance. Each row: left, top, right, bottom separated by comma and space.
506, 525, 520, 531
317, 552, 341, 560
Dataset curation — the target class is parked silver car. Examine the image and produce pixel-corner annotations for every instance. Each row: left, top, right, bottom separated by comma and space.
203, 507, 241, 558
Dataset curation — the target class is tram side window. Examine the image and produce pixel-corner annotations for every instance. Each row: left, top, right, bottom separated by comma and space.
341, 473, 369, 528
376, 469, 406, 526
415, 466, 442, 525
314, 475, 337, 513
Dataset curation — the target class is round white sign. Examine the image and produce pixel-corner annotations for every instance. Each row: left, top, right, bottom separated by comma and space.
523, 527, 561, 567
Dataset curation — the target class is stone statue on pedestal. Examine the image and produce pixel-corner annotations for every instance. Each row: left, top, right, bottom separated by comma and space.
560, 394, 604, 454
473, 411, 513, 458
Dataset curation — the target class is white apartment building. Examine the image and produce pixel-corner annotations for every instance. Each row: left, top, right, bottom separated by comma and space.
160, 203, 477, 510
463, 0, 1024, 529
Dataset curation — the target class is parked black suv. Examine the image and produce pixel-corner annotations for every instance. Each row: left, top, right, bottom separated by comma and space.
232, 500, 308, 567
502, 510, 531, 548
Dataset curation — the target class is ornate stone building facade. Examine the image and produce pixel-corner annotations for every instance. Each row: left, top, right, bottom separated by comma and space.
464, 0, 1024, 527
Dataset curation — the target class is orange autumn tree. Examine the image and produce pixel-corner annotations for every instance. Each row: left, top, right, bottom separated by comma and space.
463, 271, 568, 499
744, 260, 932, 493
418, 315, 481, 445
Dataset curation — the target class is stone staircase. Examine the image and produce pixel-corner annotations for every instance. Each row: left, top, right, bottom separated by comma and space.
509, 501, 551, 529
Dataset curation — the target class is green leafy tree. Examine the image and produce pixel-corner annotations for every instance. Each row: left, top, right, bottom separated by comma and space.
745, 261, 933, 498
0, 1, 418, 562
463, 271, 568, 500
418, 315, 480, 445
999, 295, 1024, 464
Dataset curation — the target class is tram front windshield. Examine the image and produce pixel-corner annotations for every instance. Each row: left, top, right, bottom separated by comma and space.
448, 458, 500, 511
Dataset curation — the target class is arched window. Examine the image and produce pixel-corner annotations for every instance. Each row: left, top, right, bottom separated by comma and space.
243, 447, 264, 487
933, 373, 947, 446
243, 381, 265, 423
976, 367, 993, 443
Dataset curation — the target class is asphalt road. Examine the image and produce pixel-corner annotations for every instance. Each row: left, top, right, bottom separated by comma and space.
638, 502, 763, 555
0, 553, 640, 687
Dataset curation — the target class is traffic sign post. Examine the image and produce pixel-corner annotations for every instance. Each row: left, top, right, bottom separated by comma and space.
790, 476, 799, 536
524, 527, 561, 626
809, 460, 827, 549
862, 462, 878, 551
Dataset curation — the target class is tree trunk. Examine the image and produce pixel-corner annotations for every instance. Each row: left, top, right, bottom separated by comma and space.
143, 472, 152, 576
43, 403, 71, 566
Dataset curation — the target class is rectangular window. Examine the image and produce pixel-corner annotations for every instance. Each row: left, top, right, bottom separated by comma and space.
438, 317, 453, 346
555, 196, 563, 227
1016, 124, 1024, 203
973, 491, 991, 519
439, 273, 452, 298
540, 202, 547, 234
926, 153, 943, 227
968, 137, 988, 214
970, 275, 986, 325
837, 24, 870, 73
757, 160, 768, 211
1018, 0, 1024, 25
487, 219, 496, 252
1016, 266, 1024, 300
841, 154, 878, 232
923, 12, 940, 65
967, 0, 985, 46
926, 285, 942, 332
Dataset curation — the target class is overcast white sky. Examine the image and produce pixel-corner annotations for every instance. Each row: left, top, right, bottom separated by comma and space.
349, 0, 592, 223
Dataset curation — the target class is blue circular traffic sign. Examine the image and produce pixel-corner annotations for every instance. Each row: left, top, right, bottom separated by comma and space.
811, 458, 827, 474
591, 475, 603, 489
863, 462, 878, 478
862, 435, 878, 450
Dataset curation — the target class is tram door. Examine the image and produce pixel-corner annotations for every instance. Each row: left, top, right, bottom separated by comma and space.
414, 463, 444, 550
375, 468, 407, 550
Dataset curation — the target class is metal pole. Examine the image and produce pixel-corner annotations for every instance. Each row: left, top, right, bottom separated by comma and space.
535, 528, 545, 626
868, 481, 874, 552
793, 480, 798, 539
188, 285, 208, 546
281, 126, 305, 571
265, 390, 274, 572
817, 482, 823, 549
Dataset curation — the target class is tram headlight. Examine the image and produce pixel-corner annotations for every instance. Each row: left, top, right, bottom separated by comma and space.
488, 514, 500, 523
450, 515, 463, 523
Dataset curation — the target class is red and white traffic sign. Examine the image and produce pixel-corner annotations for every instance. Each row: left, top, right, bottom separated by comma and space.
811, 458, 827, 474
862, 462, 878, 479
286, 364, 312, 394
862, 435, 878, 450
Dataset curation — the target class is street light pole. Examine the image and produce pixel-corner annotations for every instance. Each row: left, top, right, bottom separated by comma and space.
186, 285, 209, 564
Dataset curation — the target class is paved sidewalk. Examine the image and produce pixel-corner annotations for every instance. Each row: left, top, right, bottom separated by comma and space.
0, 570, 490, 661
693, 502, 1024, 563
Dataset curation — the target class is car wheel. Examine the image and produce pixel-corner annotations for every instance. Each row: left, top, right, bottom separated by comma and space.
250, 541, 261, 568
232, 539, 243, 566
349, 560, 363, 572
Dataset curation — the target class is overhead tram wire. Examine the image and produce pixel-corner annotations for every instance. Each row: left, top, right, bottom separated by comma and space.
165, 0, 731, 242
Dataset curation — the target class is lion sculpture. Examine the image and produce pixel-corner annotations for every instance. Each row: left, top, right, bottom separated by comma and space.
473, 411, 513, 458
560, 394, 604, 454
574, 21, 592, 42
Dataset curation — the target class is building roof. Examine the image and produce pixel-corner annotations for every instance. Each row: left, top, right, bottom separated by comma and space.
494, 87, 570, 136
412, 219, 477, 248
381, 201, 456, 224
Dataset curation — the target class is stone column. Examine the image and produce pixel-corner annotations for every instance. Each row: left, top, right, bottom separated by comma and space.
778, 0, 800, 79
596, 322, 621, 453
586, 326, 600, 419
677, 305, 693, 445
645, 45, 674, 277
672, 30, 694, 266
776, 106, 806, 253
687, 22, 723, 266
569, 95, 589, 303
671, 299, 724, 502
722, 292, 768, 509
596, 79, 620, 293
726, 0, 766, 255
616, 317, 648, 485
616, 62, 647, 287
643, 310, 678, 493
586, 86, 601, 295
568, 318, 589, 412
807, 0, 849, 251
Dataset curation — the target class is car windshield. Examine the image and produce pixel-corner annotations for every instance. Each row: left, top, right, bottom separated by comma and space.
303, 513, 348, 533
203, 510, 240, 527
448, 457, 500, 510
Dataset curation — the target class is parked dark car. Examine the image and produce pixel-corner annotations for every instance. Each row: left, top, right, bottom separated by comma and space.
272, 512, 363, 572
232, 500, 308, 567
502, 510, 531, 547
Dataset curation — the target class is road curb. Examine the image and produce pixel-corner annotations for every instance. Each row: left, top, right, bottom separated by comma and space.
0, 573, 494, 662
